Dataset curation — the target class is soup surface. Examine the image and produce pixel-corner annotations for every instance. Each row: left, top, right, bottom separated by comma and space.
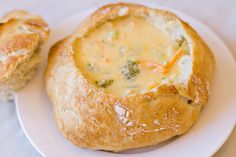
75, 16, 190, 96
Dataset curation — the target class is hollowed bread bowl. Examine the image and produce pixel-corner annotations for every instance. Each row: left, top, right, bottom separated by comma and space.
45, 3, 215, 152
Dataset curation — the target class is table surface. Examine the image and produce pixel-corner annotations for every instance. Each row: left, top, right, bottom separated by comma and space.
0, 0, 235, 157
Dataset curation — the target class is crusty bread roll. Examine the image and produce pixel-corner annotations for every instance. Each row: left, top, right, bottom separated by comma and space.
0, 10, 50, 101
45, 3, 215, 152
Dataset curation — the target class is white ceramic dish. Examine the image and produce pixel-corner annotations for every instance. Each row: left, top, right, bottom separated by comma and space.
15, 2, 236, 157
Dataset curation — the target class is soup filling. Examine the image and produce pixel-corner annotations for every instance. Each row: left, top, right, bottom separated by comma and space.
74, 16, 191, 97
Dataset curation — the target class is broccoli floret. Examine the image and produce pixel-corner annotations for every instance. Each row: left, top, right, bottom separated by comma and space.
95, 79, 114, 88
121, 60, 140, 80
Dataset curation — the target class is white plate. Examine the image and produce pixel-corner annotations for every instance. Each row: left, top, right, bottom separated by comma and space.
15, 2, 236, 157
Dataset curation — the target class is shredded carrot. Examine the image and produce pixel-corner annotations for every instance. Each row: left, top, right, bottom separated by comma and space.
162, 41, 186, 74
140, 60, 164, 73
140, 41, 186, 74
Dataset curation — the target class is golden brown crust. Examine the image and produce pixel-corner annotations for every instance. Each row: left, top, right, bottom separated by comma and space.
45, 3, 215, 152
0, 10, 50, 81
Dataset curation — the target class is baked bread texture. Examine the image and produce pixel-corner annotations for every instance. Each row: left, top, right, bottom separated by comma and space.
45, 3, 215, 152
0, 10, 50, 101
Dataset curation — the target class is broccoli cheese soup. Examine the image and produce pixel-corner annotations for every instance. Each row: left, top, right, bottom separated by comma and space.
74, 16, 190, 96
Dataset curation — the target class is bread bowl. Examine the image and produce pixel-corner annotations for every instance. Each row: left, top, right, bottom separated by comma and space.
0, 10, 50, 101
45, 3, 215, 152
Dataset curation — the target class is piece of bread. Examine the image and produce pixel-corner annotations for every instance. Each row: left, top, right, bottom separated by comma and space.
45, 3, 215, 152
0, 10, 50, 101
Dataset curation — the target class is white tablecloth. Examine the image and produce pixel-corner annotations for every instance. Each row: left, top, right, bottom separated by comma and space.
0, 0, 235, 156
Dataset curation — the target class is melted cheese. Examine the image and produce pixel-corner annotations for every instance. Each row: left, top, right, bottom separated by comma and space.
75, 16, 190, 96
